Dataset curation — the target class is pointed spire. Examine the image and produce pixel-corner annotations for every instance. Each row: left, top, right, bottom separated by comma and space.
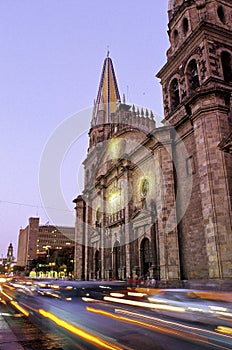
92, 55, 121, 126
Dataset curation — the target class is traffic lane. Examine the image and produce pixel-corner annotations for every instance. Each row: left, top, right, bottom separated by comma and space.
3, 284, 232, 350
1, 286, 124, 350
17, 293, 232, 350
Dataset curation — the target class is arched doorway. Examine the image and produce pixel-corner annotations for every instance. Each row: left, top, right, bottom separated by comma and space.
113, 241, 120, 279
140, 238, 151, 277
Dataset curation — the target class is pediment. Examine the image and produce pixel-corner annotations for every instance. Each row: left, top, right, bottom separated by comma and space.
131, 207, 152, 228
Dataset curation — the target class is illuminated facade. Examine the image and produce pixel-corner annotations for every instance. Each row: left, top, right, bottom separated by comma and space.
73, 0, 232, 282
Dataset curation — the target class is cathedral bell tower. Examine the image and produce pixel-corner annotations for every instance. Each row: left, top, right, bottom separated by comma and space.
157, 0, 232, 279
7, 243, 14, 265
88, 54, 121, 152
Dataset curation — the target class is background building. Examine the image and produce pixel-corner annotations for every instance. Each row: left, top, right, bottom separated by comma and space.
73, 0, 232, 284
17, 217, 75, 269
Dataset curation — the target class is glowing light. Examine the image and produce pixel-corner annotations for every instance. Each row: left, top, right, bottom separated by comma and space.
209, 306, 228, 312
216, 326, 232, 335
104, 296, 186, 313
110, 293, 125, 298
51, 284, 60, 290
108, 186, 121, 213
108, 139, 121, 160
82, 297, 98, 302
127, 292, 147, 297
187, 307, 211, 313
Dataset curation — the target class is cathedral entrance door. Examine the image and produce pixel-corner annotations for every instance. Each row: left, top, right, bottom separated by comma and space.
140, 238, 151, 277
95, 250, 100, 279
113, 240, 120, 279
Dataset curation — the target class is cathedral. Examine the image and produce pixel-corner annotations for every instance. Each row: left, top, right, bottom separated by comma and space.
73, 0, 232, 283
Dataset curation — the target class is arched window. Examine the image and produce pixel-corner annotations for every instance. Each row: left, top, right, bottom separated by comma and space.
221, 51, 232, 83
91, 163, 96, 179
86, 169, 89, 184
95, 208, 101, 227
173, 29, 179, 46
92, 133, 96, 145
170, 78, 180, 110
183, 18, 189, 35
187, 59, 200, 92
217, 6, 226, 24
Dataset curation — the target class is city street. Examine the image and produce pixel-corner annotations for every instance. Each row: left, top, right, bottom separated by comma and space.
1, 280, 232, 350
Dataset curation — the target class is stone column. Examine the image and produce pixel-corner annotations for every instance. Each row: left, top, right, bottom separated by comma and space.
73, 196, 85, 280
123, 165, 133, 278
154, 129, 180, 280
192, 101, 232, 278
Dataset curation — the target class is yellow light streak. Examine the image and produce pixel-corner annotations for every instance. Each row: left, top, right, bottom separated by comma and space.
115, 308, 232, 344
216, 326, 232, 335
51, 284, 60, 290
127, 292, 147, 297
86, 306, 206, 343
2, 284, 15, 290
87, 306, 232, 349
39, 308, 122, 350
0, 290, 13, 301
10, 301, 29, 317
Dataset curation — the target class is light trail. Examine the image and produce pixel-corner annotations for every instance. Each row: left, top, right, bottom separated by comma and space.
39, 308, 123, 350
86, 306, 232, 350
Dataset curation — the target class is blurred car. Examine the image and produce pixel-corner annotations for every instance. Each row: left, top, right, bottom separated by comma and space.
33, 280, 129, 300
148, 289, 232, 326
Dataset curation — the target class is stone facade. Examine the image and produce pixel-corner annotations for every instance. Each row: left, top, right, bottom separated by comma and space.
73, 0, 232, 282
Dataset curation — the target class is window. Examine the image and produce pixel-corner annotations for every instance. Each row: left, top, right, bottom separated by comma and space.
217, 6, 226, 24
86, 169, 89, 184
173, 29, 179, 46
187, 59, 200, 92
221, 51, 232, 83
170, 78, 180, 110
183, 18, 189, 35
186, 155, 195, 176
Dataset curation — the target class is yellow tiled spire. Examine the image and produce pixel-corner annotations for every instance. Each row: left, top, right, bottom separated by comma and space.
92, 55, 121, 126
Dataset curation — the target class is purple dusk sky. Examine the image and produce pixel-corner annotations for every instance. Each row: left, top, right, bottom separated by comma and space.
0, 1, 169, 258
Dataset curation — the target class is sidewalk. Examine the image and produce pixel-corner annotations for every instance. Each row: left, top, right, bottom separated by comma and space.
0, 308, 24, 350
